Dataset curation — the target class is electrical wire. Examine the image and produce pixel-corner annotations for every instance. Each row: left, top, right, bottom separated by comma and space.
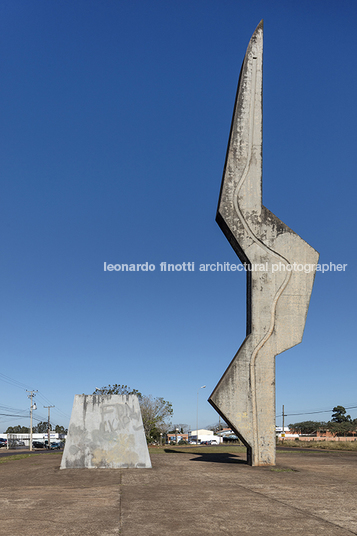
0, 372, 31, 390
36, 391, 71, 420
276, 405, 357, 419
0, 373, 70, 420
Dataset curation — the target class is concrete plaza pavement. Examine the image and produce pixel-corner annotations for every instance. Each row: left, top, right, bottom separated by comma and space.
0, 447, 356, 535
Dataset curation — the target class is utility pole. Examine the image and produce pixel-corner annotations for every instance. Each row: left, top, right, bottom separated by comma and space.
27, 390, 38, 451
196, 385, 206, 445
44, 406, 55, 449
282, 405, 286, 444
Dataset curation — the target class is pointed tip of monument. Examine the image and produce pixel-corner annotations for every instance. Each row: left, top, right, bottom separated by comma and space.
254, 20, 264, 35
247, 20, 263, 54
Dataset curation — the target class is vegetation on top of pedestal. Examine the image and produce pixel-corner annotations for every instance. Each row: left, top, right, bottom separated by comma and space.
93, 384, 142, 398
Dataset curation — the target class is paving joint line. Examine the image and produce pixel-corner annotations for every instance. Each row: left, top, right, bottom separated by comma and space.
236, 482, 357, 535
118, 470, 122, 534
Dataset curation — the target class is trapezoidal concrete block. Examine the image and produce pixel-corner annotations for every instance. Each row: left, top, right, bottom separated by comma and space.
60, 394, 151, 469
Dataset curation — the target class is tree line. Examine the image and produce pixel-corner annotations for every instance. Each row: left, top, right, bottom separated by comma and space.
289, 406, 357, 436
5, 423, 68, 434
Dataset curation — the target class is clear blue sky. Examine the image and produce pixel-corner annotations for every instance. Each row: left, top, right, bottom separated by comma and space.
1, 0, 356, 432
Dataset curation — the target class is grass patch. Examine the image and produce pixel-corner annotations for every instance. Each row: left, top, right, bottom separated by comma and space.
0, 454, 36, 464
279, 441, 357, 451
148, 442, 357, 456
0, 451, 62, 465
270, 467, 297, 472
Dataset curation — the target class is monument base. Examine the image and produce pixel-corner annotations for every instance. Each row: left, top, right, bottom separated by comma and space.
60, 394, 151, 469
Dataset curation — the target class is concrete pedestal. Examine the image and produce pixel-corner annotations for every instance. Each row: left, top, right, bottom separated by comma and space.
60, 394, 151, 469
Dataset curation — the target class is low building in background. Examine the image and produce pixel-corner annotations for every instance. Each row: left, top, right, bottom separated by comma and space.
276, 426, 299, 440
0, 433, 66, 448
188, 429, 223, 444
166, 432, 189, 443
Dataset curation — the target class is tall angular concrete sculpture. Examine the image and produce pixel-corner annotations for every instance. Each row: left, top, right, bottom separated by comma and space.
61, 395, 151, 469
208, 21, 319, 466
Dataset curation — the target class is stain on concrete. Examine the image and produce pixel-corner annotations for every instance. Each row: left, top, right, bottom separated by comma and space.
60, 395, 151, 469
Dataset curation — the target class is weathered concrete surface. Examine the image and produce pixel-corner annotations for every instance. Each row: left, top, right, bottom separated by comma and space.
61, 394, 151, 469
0, 448, 356, 535
209, 21, 319, 465
124, 449, 357, 536
0, 452, 121, 535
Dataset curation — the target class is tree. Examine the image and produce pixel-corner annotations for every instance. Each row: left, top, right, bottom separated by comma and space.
288, 421, 327, 435
327, 406, 355, 436
208, 421, 228, 433
171, 424, 190, 434
328, 420, 354, 436
55, 425, 68, 434
330, 406, 352, 423
5, 423, 68, 434
140, 395, 173, 442
5, 425, 30, 433
34, 421, 51, 433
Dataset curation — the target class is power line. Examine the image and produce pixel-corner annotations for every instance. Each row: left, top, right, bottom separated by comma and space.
0, 417, 26, 425
0, 404, 29, 413
276, 405, 357, 419
0, 372, 31, 390
36, 391, 71, 420
0, 413, 29, 417
0, 373, 70, 420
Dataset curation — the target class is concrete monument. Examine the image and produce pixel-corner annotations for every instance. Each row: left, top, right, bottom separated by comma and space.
60, 394, 151, 469
208, 21, 319, 466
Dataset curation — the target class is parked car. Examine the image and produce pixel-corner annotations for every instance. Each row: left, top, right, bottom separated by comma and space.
32, 441, 45, 449
0, 438, 7, 448
12, 439, 25, 446
50, 442, 64, 450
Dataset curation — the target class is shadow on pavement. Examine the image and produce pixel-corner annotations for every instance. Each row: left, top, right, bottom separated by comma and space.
164, 449, 248, 464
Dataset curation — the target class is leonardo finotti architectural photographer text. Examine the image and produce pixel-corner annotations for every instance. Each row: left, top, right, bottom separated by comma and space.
103, 261, 347, 274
